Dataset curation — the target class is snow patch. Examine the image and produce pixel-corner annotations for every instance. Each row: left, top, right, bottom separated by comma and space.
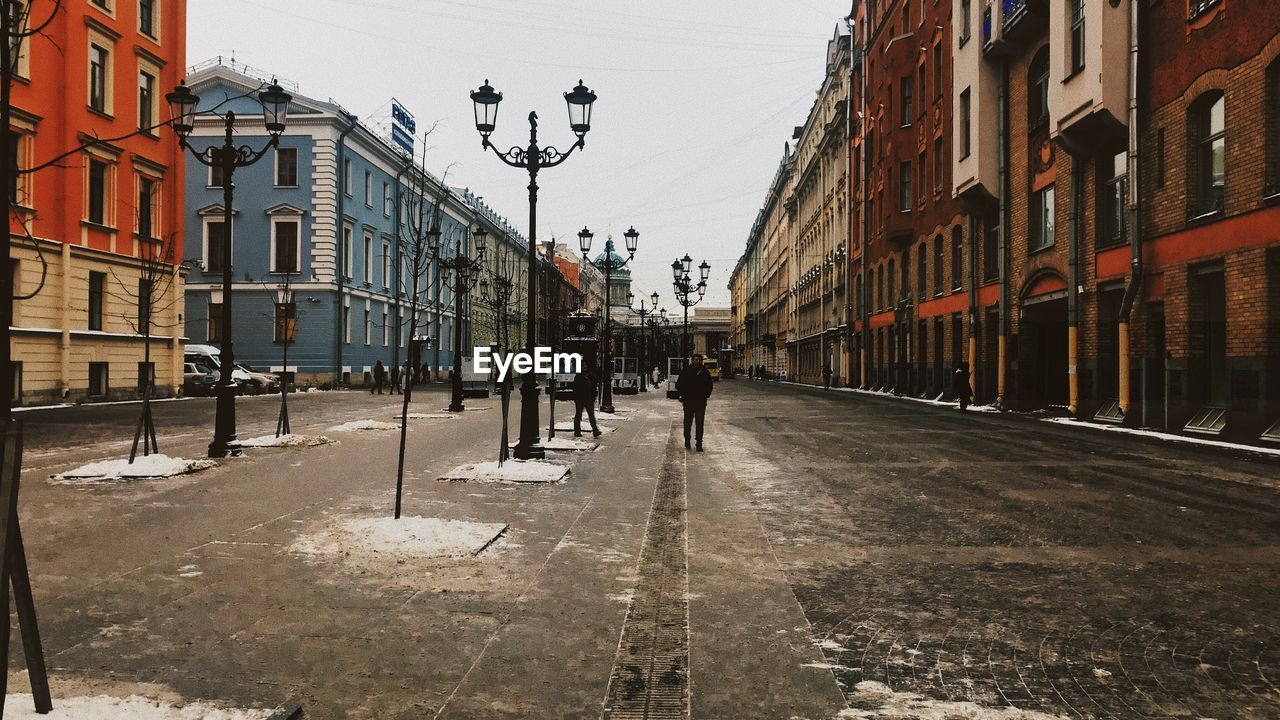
816, 639, 849, 652
52, 455, 216, 483
291, 516, 508, 562
326, 420, 399, 432
1042, 417, 1280, 457
515, 437, 597, 451
2, 694, 274, 719
393, 413, 457, 420
440, 406, 490, 412
553, 424, 616, 434
440, 460, 570, 484
840, 681, 1069, 719
239, 434, 334, 448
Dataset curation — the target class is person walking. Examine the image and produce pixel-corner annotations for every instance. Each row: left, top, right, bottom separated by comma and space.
676, 353, 714, 452
389, 362, 401, 395
822, 361, 833, 389
953, 362, 972, 411
372, 360, 387, 395
572, 368, 602, 438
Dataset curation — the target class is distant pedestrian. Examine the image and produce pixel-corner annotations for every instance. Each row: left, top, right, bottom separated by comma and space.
389, 363, 401, 395
676, 353, 714, 452
748, 365, 755, 380
823, 361, 833, 389
572, 369, 602, 438
953, 363, 972, 411
420, 362, 431, 384
372, 360, 387, 395
652, 366, 661, 386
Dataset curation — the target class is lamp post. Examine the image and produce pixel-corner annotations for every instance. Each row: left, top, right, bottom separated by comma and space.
580, 226, 639, 413
470, 78, 597, 460
630, 291, 659, 391
672, 255, 709, 362
167, 79, 292, 458
441, 225, 488, 412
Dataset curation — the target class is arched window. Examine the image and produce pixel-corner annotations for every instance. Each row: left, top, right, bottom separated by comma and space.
951, 226, 965, 291
888, 259, 896, 305
876, 266, 884, 310
1190, 91, 1225, 216
1028, 47, 1050, 130
933, 235, 944, 295
917, 244, 926, 301
1267, 58, 1280, 195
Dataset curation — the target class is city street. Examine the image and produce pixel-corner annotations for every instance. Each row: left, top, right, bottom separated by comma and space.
4, 382, 1278, 718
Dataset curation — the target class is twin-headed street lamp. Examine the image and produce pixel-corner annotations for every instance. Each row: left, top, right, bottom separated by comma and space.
630, 291, 660, 391
470, 78, 597, 460
672, 254, 710, 362
579, 226, 639, 413
166, 79, 293, 458
439, 224, 488, 412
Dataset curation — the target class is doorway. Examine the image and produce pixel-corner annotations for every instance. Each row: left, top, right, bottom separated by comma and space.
1020, 297, 1069, 409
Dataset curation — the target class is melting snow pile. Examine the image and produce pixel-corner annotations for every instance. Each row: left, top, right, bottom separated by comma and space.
393, 412, 457, 420
525, 437, 597, 451
1042, 416, 1280, 457
839, 681, 1068, 719
440, 406, 490, 412
291, 516, 508, 561
441, 460, 569, 484
326, 420, 400, 432
52, 455, 216, 482
594, 411, 631, 421
553, 423, 615, 434
3, 694, 274, 719
239, 434, 334, 448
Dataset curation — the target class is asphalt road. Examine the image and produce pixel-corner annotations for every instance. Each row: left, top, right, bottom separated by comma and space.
3, 381, 1277, 719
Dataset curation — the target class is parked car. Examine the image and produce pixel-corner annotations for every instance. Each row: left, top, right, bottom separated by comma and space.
235, 364, 281, 395
183, 362, 217, 397
184, 344, 251, 393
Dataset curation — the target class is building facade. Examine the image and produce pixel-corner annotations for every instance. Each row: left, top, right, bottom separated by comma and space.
10, 0, 187, 405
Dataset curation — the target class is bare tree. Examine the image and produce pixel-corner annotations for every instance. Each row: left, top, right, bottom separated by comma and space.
476, 241, 523, 465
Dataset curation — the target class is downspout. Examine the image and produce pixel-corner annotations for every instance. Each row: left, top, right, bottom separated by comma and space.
334, 111, 358, 383
967, 213, 978, 397
859, 29, 871, 389
996, 59, 1009, 409
1067, 153, 1081, 416
1117, 0, 1142, 417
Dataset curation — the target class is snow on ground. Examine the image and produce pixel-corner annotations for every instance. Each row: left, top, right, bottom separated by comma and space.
829, 385, 1001, 413
326, 419, 400, 432
1042, 416, 1280, 457
553, 424, 616, 434
839, 681, 1068, 719
3, 694, 274, 719
440, 406, 490, 412
513, 436, 597, 451
594, 412, 632, 421
440, 460, 570, 484
52, 455, 216, 482
392, 412, 457, 420
239, 433, 334, 448
291, 516, 509, 562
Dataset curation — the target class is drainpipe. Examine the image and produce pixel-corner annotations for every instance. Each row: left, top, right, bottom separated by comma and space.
996, 59, 1009, 409
334, 112, 358, 384
967, 213, 978, 397
1117, 0, 1142, 417
858, 31, 871, 389
844, 29, 855, 387
1067, 155, 1081, 416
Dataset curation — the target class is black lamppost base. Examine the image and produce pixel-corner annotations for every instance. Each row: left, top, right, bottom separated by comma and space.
207, 383, 242, 458
512, 379, 545, 460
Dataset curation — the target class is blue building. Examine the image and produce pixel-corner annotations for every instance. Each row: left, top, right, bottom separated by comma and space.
182, 60, 525, 385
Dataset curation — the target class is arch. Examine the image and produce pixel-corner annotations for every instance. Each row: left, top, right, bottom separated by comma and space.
1019, 268, 1068, 303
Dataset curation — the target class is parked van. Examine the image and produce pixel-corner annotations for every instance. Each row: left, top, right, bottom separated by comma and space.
183, 344, 251, 392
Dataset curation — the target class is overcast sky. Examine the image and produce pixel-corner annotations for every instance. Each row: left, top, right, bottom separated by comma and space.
188, 0, 851, 308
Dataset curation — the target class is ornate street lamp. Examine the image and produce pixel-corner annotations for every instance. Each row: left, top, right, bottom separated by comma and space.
581, 227, 639, 414
442, 225, 487, 412
470, 78, 597, 460
167, 78, 291, 457
673, 256, 709, 364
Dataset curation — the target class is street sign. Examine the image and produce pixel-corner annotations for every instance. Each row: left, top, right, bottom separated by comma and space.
391, 100, 416, 155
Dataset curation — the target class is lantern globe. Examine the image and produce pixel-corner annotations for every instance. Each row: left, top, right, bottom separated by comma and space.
165, 81, 200, 140
470, 80, 502, 137
258, 80, 292, 136
577, 226, 594, 255
623, 225, 639, 254
564, 80, 597, 136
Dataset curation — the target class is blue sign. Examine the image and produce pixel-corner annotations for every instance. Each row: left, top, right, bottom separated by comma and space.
391, 100, 416, 154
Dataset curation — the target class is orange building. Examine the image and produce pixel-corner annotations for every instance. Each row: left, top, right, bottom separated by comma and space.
9, 0, 187, 404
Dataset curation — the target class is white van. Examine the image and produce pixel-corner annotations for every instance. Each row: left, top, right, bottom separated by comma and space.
184, 344, 251, 391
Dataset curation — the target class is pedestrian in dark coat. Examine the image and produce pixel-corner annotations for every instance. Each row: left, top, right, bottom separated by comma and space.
823, 361, 833, 389
389, 363, 401, 395
372, 360, 387, 395
571, 369, 602, 437
953, 363, 972, 411
676, 353, 714, 451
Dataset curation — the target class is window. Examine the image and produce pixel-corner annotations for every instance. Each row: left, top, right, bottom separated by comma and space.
275, 147, 298, 186
899, 161, 913, 212
87, 159, 108, 225
902, 246, 911, 299
918, 151, 927, 205
89, 43, 109, 113
205, 220, 227, 273
876, 267, 883, 309
933, 138, 944, 193
1192, 92, 1225, 216
916, 246, 926, 301
209, 163, 225, 188
274, 302, 296, 343
1030, 184, 1056, 251
901, 75, 913, 126
902, 4, 910, 29
364, 171, 373, 207
983, 211, 999, 281
363, 232, 373, 283
382, 239, 391, 288
343, 158, 352, 196
8, 361, 20, 406
1270, 60, 1280, 193
951, 227, 964, 291
1070, 0, 1085, 74
382, 306, 390, 346
138, 0, 155, 37
888, 259, 896, 304
88, 362, 109, 398
204, 301, 221, 343
1100, 147, 1127, 245
137, 278, 151, 332
382, 182, 390, 216
343, 303, 351, 344
9, 131, 26, 205
137, 175, 155, 239
364, 307, 372, 345
933, 43, 943, 98
137, 362, 154, 393
88, 271, 106, 331
342, 224, 353, 278
960, 0, 972, 42
1029, 49, 1050, 128
1189, 0, 1223, 21
272, 219, 299, 273
91, 0, 110, 9
959, 88, 971, 158
933, 235, 944, 295
138, 70, 155, 131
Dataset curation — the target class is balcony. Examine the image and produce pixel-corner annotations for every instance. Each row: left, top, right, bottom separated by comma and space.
1001, 0, 1048, 47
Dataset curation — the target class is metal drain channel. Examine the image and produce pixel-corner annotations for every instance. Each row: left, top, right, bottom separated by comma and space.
603, 425, 690, 720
